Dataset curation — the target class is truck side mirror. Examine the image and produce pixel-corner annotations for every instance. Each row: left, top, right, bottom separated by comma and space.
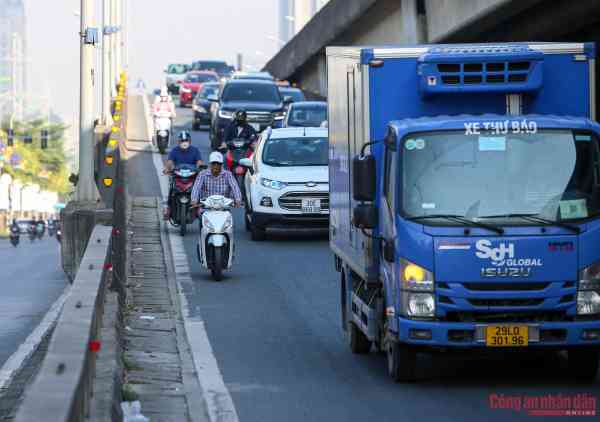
352, 155, 376, 201
352, 203, 377, 229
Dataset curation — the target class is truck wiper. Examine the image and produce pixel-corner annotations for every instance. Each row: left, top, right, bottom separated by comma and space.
407, 214, 504, 235
478, 213, 581, 234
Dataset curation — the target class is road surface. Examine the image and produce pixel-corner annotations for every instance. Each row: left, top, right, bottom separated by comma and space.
126, 105, 600, 422
0, 236, 67, 368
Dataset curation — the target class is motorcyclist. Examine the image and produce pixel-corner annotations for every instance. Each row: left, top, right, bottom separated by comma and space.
153, 86, 176, 119
191, 152, 242, 214
221, 110, 257, 149
163, 131, 204, 220
36, 218, 46, 235
9, 219, 20, 236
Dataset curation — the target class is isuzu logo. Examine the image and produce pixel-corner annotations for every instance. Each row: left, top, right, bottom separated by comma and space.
305, 182, 317, 187
475, 239, 541, 278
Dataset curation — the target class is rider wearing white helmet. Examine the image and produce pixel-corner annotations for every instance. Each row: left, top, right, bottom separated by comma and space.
191, 151, 242, 210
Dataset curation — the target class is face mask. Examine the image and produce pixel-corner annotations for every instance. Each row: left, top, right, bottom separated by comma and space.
180, 142, 190, 150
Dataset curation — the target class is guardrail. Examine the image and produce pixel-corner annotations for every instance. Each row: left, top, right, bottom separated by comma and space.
14, 224, 113, 422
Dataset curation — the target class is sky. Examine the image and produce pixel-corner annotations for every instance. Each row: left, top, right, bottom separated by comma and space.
25, 0, 279, 122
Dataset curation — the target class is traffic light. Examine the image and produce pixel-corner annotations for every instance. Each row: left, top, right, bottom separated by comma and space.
41, 129, 49, 149
23, 133, 32, 145
7, 128, 14, 146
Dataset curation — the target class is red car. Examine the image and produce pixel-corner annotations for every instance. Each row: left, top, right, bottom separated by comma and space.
179, 71, 219, 107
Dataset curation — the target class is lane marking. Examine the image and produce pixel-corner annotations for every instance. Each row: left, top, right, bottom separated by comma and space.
0, 285, 70, 390
152, 138, 240, 422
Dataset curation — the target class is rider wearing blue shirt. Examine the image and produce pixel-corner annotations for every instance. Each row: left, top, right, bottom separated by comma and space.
163, 131, 204, 219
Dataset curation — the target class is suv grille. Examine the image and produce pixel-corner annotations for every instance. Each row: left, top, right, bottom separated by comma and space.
278, 192, 329, 211
247, 111, 273, 124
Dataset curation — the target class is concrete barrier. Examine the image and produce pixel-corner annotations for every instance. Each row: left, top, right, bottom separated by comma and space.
14, 225, 113, 422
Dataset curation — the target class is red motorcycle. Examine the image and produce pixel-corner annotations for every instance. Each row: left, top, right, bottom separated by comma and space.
222, 136, 255, 200
169, 164, 200, 236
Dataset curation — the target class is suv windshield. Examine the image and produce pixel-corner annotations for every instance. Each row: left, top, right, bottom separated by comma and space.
263, 137, 328, 167
402, 130, 600, 224
186, 73, 217, 83
287, 105, 327, 127
167, 64, 188, 74
193, 61, 230, 75
198, 85, 219, 98
222, 83, 281, 103
280, 89, 305, 102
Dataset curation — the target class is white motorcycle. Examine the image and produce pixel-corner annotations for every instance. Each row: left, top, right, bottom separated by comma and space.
154, 112, 172, 154
196, 195, 235, 281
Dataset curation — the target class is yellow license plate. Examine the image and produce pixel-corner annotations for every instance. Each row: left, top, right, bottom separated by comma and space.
486, 325, 529, 347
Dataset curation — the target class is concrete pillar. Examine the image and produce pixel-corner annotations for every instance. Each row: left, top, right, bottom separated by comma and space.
401, 0, 419, 44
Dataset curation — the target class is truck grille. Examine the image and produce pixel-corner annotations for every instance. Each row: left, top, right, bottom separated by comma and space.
247, 111, 273, 124
445, 311, 568, 323
462, 282, 550, 291
468, 298, 545, 307
278, 192, 329, 211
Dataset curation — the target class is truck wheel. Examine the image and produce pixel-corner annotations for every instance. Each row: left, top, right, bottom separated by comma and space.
387, 341, 417, 382
349, 322, 371, 354
250, 222, 266, 241
568, 349, 599, 382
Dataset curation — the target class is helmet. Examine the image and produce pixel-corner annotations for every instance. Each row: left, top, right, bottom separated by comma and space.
209, 151, 224, 164
178, 131, 192, 143
234, 109, 247, 123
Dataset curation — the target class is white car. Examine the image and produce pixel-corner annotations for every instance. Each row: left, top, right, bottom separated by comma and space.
242, 127, 329, 241
164, 63, 189, 94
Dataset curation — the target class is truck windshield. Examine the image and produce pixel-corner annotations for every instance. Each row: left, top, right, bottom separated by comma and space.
402, 130, 600, 225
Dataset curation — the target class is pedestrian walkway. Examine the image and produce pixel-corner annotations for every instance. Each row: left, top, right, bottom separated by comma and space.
122, 197, 207, 422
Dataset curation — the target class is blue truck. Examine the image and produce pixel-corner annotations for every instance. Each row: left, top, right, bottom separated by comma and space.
327, 42, 600, 382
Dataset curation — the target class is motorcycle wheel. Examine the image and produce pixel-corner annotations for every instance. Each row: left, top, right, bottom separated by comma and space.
180, 205, 187, 237
158, 141, 166, 155
235, 174, 246, 203
211, 246, 224, 282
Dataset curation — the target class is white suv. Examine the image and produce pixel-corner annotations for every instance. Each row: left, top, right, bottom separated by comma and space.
241, 127, 329, 241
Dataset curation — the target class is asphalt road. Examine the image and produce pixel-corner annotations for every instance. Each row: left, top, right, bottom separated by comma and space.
129, 106, 600, 422
0, 236, 66, 368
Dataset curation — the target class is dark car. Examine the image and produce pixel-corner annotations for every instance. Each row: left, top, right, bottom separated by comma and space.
191, 60, 235, 78
283, 101, 328, 128
210, 79, 288, 148
16, 219, 36, 234
278, 87, 306, 104
192, 82, 220, 130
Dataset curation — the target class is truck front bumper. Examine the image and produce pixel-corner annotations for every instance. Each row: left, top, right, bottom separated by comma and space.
397, 318, 600, 348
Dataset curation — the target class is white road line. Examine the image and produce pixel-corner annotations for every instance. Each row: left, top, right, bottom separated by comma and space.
152, 139, 240, 422
0, 285, 70, 390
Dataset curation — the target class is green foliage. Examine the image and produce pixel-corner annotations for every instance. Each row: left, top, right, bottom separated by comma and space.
1, 118, 71, 195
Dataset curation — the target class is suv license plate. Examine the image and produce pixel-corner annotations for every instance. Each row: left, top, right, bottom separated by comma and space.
301, 199, 321, 214
486, 325, 528, 347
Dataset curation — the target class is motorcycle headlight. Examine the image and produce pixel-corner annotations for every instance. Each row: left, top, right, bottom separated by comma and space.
577, 262, 600, 315
273, 111, 286, 120
219, 110, 234, 119
158, 130, 168, 137
260, 178, 288, 190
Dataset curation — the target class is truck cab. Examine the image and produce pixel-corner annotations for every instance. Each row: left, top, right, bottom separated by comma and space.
328, 43, 600, 382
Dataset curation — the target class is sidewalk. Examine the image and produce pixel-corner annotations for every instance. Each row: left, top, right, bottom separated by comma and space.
121, 196, 208, 422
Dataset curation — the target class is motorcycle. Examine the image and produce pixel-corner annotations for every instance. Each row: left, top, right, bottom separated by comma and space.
196, 195, 235, 281
221, 136, 255, 201
35, 223, 45, 240
154, 113, 172, 155
9, 229, 19, 247
168, 164, 200, 237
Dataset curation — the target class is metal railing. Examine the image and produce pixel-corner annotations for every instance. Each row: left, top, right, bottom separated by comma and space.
14, 225, 113, 422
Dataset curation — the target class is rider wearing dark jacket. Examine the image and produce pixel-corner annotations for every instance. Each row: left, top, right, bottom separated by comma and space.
222, 110, 257, 146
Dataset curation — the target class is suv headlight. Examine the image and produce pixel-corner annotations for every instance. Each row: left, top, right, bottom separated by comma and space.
577, 262, 600, 315
399, 259, 435, 318
260, 177, 288, 190
273, 111, 286, 120
219, 110, 234, 119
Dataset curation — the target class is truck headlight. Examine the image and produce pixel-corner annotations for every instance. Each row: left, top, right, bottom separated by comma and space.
577, 262, 600, 315
260, 177, 288, 190
407, 293, 435, 318
219, 110, 234, 119
399, 259, 435, 318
